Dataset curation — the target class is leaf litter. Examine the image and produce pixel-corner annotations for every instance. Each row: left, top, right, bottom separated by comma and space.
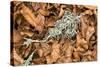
11, 1, 97, 66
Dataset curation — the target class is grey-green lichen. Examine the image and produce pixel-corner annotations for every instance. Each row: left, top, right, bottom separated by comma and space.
21, 51, 35, 66
22, 11, 81, 46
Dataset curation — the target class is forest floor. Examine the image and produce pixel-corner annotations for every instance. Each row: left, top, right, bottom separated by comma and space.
11, 1, 97, 66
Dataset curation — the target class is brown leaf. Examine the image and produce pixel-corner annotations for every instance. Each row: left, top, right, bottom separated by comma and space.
13, 30, 22, 43
64, 57, 72, 63
41, 43, 51, 56
73, 52, 80, 62
46, 41, 60, 63
74, 46, 85, 52
76, 33, 88, 50
86, 26, 95, 42
80, 16, 88, 38
35, 14, 45, 32
20, 31, 34, 37
13, 48, 24, 64
61, 40, 73, 59
38, 49, 43, 57
20, 4, 36, 27
83, 10, 93, 15
38, 9, 50, 16
58, 8, 65, 18
20, 4, 45, 32
65, 45, 73, 57
84, 5, 97, 10
51, 41, 60, 61
46, 17, 56, 27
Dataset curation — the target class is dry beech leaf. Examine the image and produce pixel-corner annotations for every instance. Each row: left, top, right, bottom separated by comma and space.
46, 41, 60, 63
80, 39, 88, 50
83, 50, 92, 56
74, 47, 85, 52
73, 52, 80, 62
86, 26, 95, 42
86, 55, 94, 61
76, 34, 82, 47
73, 5, 77, 15
20, 4, 36, 27
38, 9, 50, 16
80, 16, 88, 38
40, 3, 47, 10
65, 45, 73, 57
37, 49, 43, 57
63, 40, 73, 57
46, 17, 56, 27
58, 7, 65, 18
13, 48, 24, 64
76, 33, 88, 50
20, 4, 45, 32
62, 40, 71, 52
64, 57, 72, 63
13, 30, 22, 43
35, 14, 45, 32
83, 10, 93, 15
41, 43, 51, 56
46, 56, 53, 64
32, 3, 40, 11
51, 41, 60, 61
84, 5, 97, 10
33, 57, 46, 64
20, 31, 34, 37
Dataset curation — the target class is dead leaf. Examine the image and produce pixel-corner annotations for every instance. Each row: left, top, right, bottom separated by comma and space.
76, 33, 88, 50
64, 57, 72, 63
20, 4, 36, 27
13, 30, 22, 43
83, 10, 93, 15
35, 14, 45, 32
46, 41, 60, 63
73, 52, 80, 62
13, 48, 24, 64
41, 43, 51, 56
84, 5, 97, 10
51, 41, 60, 61
38, 9, 50, 16
80, 16, 88, 38
20, 31, 34, 37
86, 26, 95, 42
46, 17, 56, 27
58, 7, 64, 18
38, 49, 43, 57
74, 46, 85, 52
73, 5, 77, 15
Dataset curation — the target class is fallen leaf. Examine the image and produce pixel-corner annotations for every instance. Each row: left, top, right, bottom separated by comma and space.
58, 7, 65, 18
38, 9, 50, 16
84, 5, 97, 10
20, 4, 45, 32
80, 16, 88, 38
76, 33, 88, 50
51, 41, 60, 61
20, 31, 34, 37
35, 14, 45, 32
38, 49, 43, 57
13, 48, 24, 64
86, 26, 95, 42
73, 52, 80, 62
13, 29, 22, 43
83, 10, 93, 15
20, 4, 36, 27
46, 17, 56, 27
46, 41, 60, 63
